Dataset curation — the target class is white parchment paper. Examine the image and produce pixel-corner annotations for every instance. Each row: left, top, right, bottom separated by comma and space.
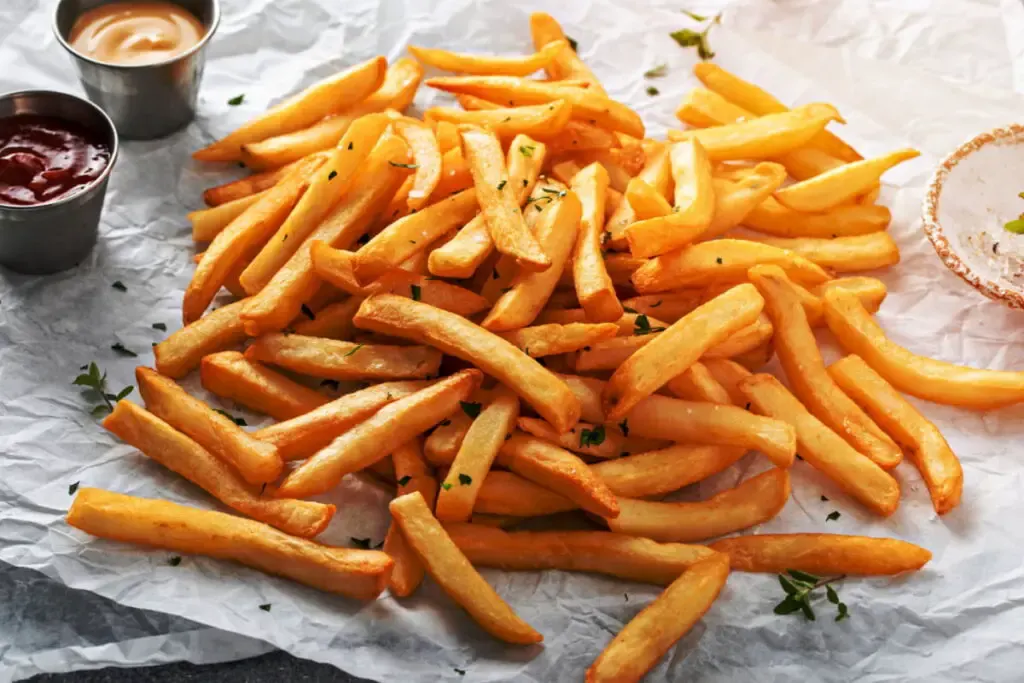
4, 0, 1024, 680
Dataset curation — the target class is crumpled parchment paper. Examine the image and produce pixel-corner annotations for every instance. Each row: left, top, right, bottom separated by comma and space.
4, 0, 1024, 681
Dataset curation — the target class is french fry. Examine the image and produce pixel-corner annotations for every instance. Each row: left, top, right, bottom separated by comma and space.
277, 370, 482, 498
632, 238, 830, 293
194, 57, 387, 162
255, 380, 428, 461
390, 491, 542, 644
245, 334, 442, 381
664, 361, 733, 404
292, 297, 364, 340
571, 162, 623, 322
376, 269, 490, 317
409, 40, 566, 76
625, 178, 672, 220
703, 358, 753, 406
732, 341, 775, 372
738, 372, 900, 516
602, 284, 765, 420
482, 191, 581, 331
432, 119, 461, 153
136, 367, 282, 485
667, 104, 842, 161
703, 314, 774, 359
709, 533, 932, 576
474, 469, 577, 516
544, 121, 619, 155
744, 198, 891, 238
675, 87, 751, 128
592, 444, 746, 499
585, 554, 729, 683
202, 155, 316, 206
828, 355, 963, 514
200, 351, 329, 420
68, 488, 391, 600
499, 434, 619, 518
383, 439, 436, 597
530, 13, 605, 91
427, 76, 644, 138
814, 277, 887, 314
184, 155, 324, 323
436, 387, 520, 523
604, 469, 790, 542
748, 233, 900, 273
749, 265, 902, 469
516, 417, 665, 460
537, 309, 665, 336
446, 523, 717, 584
240, 58, 423, 170
103, 401, 334, 538
154, 300, 249, 379
605, 145, 671, 247
190, 191, 266, 242
238, 114, 391, 294
239, 131, 411, 335
621, 291, 703, 321
426, 101, 571, 141
774, 148, 920, 212
499, 322, 618, 357
424, 410, 473, 466
394, 119, 443, 210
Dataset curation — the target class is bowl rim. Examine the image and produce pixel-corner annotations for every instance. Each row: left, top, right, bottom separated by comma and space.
922, 122, 1024, 311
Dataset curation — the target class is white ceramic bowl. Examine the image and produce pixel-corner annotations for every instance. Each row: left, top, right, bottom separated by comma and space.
923, 123, 1024, 310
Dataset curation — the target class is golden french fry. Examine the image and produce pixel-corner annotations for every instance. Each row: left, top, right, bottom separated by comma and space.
665, 362, 733, 404
436, 388, 520, 522
428, 76, 643, 138
812, 277, 886, 319
774, 148, 920, 212
739, 372, 900, 516
426, 100, 571, 141
154, 300, 249, 379
277, 370, 482, 498
432, 119, 461, 154
703, 358, 753, 406
748, 233, 900, 273
189, 191, 266, 242
744, 198, 890, 238
103, 401, 333, 537
393, 119, 443, 210
390, 491, 542, 644
620, 291, 702, 321
382, 439, 436, 597
693, 165, 789, 242
570, 162, 623, 322
240, 131, 411, 335
586, 554, 729, 683
530, 12, 606, 91
184, 155, 324, 323
675, 87, 751, 128
355, 295, 581, 432
632, 238, 830, 294
625, 177, 672, 220
605, 145, 671, 248
710, 533, 932, 576
203, 160, 301, 206
240, 58, 423, 170
592, 444, 746, 499
292, 297, 364, 339
68, 488, 391, 600
446, 523, 717, 584
828, 355, 963, 514
424, 410, 473, 466
245, 333, 441, 381
409, 40, 566, 76
200, 351, 329, 420
749, 265, 902, 469
500, 322, 618, 357
194, 57, 387, 162
136, 367, 282, 485
602, 284, 765, 420
537, 308, 664, 336
517, 417, 665, 460
703, 314, 774, 359
604, 469, 790, 542
474, 469, 577, 516
544, 121, 619, 156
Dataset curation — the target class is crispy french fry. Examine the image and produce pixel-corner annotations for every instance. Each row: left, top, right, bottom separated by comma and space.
703, 314, 774, 359
428, 76, 643, 138
530, 12, 605, 91
68, 488, 391, 600
474, 469, 578, 516
239, 131, 411, 335
154, 300, 249, 379
194, 57, 387, 162
255, 380, 428, 461
136, 367, 282, 485
744, 198, 890, 238
426, 101, 571, 140
277, 370, 481, 498
200, 351, 329, 420
632, 238, 830, 293
190, 191, 266, 242
605, 145, 671, 248
749, 233, 900, 273
703, 358, 753, 406
376, 269, 490, 317
621, 291, 703, 321
544, 121, 619, 155
499, 434, 619, 517
424, 411, 473, 466
774, 149, 920, 212
184, 155, 324, 323
571, 162, 623, 322
675, 87, 752, 128
410, 40, 566, 76
537, 308, 664, 336
245, 333, 441, 381
749, 265, 902, 469
203, 155, 316, 206
665, 362, 733, 404
446, 523, 717, 584
394, 119, 443, 210
738, 372, 900, 516
103, 401, 333, 538
586, 554, 729, 683
517, 417, 665, 460
436, 388, 520, 523
383, 439, 436, 597
625, 177, 672, 220
709, 533, 932, 575
292, 297, 364, 340
592, 444, 746, 499
355, 295, 581, 432
828, 355, 963, 514
240, 58, 423, 170
499, 322, 618, 357
390, 491, 542, 644
604, 469, 790, 542
602, 284, 765, 420
432, 119, 461, 153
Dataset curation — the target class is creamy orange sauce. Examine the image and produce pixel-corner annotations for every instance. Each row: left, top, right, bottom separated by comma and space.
69, 2, 206, 66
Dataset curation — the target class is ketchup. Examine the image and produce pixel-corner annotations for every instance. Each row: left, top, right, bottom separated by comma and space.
0, 115, 111, 206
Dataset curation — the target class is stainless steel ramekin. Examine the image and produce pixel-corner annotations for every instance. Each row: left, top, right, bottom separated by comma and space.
0, 90, 119, 274
52, 0, 221, 140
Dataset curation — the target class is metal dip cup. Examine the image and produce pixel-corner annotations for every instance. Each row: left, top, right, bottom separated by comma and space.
52, 0, 221, 140
0, 90, 119, 275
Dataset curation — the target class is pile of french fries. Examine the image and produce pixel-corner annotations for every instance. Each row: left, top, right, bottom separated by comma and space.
68, 11, 1024, 681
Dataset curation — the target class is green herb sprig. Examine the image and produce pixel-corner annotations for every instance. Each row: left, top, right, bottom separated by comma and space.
72, 363, 134, 417
671, 11, 722, 61
774, 569, 849, 622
